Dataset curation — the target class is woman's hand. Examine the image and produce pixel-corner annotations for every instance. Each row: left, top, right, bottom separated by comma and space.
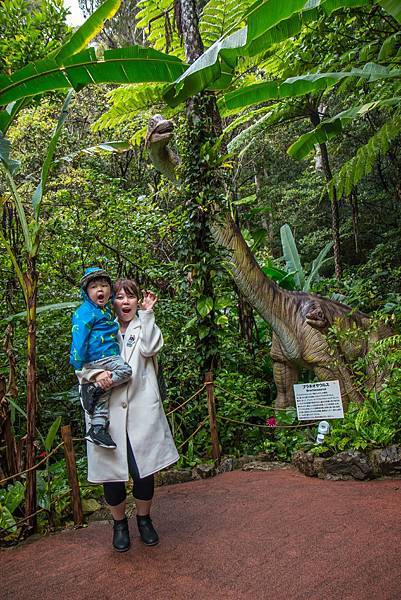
95, 371, 113, 390
139, 290, 158, 311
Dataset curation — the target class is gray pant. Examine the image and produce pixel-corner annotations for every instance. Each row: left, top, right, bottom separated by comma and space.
83, 355, 132, 426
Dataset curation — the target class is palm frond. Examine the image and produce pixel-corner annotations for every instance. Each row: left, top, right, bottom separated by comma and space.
329, 110, 401, 199
92, 83, 166, 131
199, 0, 253, 49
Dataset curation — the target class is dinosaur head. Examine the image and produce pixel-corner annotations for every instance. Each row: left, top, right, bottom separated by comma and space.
145, 114, 174, 148
303, 301, 329, 329
145, 114, 178, 182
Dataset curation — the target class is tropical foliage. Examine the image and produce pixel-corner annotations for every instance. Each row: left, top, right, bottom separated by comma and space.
0, 0, 400, 540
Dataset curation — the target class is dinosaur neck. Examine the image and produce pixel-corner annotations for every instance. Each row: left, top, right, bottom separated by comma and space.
211, 213, 298, 350
148, 143, 177, 182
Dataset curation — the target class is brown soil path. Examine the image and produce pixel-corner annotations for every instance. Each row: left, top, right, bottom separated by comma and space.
2, 469, 401, 600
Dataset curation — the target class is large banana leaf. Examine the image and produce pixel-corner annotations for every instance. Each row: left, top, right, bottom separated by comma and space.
56, 0, 122, 62
280, 224, 305, 290
219, 63, 400, 113
219, 72, 350, 113
163, 0, 373, 106
0, 46, 186, 107
288, 96, 401, 159
379, 0, 401, 24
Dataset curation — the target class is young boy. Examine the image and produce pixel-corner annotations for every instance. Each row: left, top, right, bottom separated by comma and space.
70, 267, 132, 448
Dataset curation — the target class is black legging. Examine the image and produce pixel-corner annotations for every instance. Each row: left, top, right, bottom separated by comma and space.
103, 437, 154, 505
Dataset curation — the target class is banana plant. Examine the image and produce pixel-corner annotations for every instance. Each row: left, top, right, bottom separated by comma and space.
280, 224, 333, 292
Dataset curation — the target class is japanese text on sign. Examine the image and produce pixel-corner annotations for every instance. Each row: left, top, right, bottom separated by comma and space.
294, 380, 344, 420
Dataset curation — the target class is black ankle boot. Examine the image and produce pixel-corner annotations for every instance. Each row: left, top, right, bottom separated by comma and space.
136, 515, 159, 546
113, 517, 130, 552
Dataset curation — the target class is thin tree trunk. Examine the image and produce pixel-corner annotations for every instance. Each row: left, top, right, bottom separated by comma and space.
24, 257, 39, 531
350, 189, 359, 257
309, 106, 342, 280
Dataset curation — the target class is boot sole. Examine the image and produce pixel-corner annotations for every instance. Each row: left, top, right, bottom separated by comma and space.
84, 435, 116, 449
140, 537, 159, 546
113, 544, 131, 552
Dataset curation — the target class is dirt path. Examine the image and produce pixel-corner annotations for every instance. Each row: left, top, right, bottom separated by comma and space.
2, 469, 401, 600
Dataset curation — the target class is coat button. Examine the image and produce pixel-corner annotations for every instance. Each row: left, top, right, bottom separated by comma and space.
122, 402, 127, 409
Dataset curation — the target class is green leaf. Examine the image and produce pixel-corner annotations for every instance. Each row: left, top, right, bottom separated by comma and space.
280, 224, 305, 290
379, 0, 401, 24
164, 0, 372, 107
198, 325, 210, 340
197, 296, 214, 317
32, 90, 74, 219
0, 47, 186, 107
0, 302, 79, 325
304, 242, 334, 292
215, 314, 229, 326
4, 481, 25, 513
0, 132, 20, 174
58, 140, 131, 163
0, 504, 17, 534
288, 97, 401, 160
44, 416, 62, 452
56, 0, 122, 63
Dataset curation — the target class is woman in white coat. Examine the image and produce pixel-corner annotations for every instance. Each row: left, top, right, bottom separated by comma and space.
89, 278, 179, 552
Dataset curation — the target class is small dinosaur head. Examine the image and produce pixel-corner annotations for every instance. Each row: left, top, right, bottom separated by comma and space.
304, 301, 329, 329
145, 114, 174, 148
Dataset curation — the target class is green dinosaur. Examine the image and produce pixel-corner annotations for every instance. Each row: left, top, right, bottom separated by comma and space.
146, 115, 391, 409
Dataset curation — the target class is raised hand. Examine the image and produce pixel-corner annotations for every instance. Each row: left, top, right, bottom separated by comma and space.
139, 290, 158, 311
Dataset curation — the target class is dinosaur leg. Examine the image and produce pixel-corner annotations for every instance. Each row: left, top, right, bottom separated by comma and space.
272, 360, 299, 408
271, 335, 299, 408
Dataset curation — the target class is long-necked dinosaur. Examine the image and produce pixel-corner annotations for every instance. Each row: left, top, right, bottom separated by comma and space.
146, 115, 390, 409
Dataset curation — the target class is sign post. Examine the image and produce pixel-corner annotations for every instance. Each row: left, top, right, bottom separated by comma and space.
294, 380, 344, 421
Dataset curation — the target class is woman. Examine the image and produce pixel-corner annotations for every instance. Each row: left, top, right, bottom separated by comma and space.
86, 278, 179, 552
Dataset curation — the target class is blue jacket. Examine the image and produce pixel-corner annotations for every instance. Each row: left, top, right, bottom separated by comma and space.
70, 291, 120, 370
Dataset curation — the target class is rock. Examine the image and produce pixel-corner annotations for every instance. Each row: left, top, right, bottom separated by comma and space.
242, 461, 289, 472
195, 464, 216, 479
236, 455, 258, 467
319, 451, 373, 480
369, 445, 401, 477
81, 498, 101, 514
292, 451, 319, 477
216, 457, 235, 474
155, 469, 194, 486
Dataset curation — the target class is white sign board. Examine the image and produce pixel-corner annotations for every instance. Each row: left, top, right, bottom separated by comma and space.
294, 380, 344, 420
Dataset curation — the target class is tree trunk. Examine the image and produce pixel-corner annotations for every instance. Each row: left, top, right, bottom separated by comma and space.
24, 257, 39, 531
179, 0, 221, 371
309, 107, 342, 280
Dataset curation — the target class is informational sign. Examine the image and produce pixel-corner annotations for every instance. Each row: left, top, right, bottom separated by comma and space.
294, 380, 344, 420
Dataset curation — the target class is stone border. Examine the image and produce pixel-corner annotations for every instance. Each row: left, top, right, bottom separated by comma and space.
292, 444, 401, 480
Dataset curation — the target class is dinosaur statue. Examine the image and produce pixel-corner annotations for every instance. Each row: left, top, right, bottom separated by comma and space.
145, 115, 390, 409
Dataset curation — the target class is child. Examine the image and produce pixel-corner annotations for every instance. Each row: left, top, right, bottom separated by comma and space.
70, 267, 132, 448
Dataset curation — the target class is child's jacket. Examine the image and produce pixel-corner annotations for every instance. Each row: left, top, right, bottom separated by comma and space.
70, 291, 119, 370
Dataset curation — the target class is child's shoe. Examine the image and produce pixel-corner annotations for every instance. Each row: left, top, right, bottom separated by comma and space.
80, 383, 104, 415
85, 425, 117, 448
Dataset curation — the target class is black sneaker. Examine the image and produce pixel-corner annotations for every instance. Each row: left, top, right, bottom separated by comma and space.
85, 425, 117, 449
80, 383, 104, 415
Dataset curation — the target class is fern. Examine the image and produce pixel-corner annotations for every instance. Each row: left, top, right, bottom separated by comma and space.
92, 83, 167, 131
199, 0, 253, 49
329, 110, 401, 199
136, 0, 184, 59
227, 102, 302, 155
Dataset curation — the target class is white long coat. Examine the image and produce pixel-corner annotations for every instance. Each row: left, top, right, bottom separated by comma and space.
85, 310, 179, 482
